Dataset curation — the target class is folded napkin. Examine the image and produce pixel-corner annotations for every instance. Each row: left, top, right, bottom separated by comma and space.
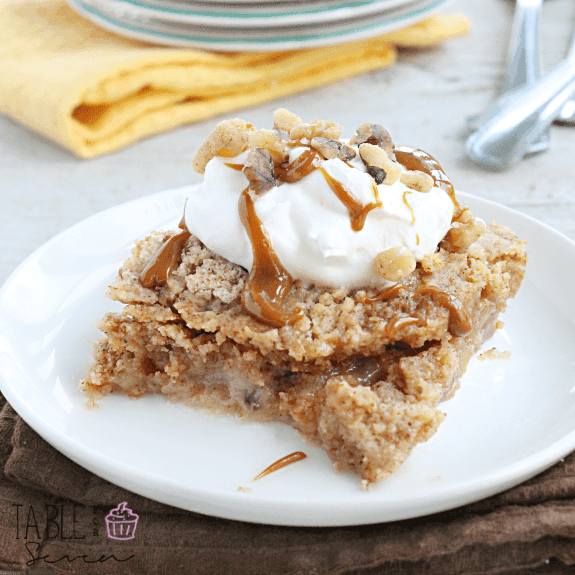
0, 0, 469, 158
1, 394, 575, 574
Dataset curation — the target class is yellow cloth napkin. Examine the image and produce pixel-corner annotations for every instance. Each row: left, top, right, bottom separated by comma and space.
0, 0, 470, 158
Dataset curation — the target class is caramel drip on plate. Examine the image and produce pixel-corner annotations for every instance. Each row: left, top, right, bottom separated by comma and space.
253, 452, 307, 481
360, 283, 407, 305
239, 188, 304, 327
402, 191, 415, 225
139, 209, 191, 289
394, 146, 458, 206
414, 286, 472, 336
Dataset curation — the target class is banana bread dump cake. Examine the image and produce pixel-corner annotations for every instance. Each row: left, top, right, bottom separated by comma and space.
80, 109, 526, 485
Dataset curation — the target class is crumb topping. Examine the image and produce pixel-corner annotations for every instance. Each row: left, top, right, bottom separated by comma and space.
478, 348, 512, 360
192, 118, 251, 175
191, 110, 409, 194
272, 108, 302, 132
112, 223, 526, 362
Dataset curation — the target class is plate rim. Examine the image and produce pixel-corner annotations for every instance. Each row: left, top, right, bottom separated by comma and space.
65, 0, 449, 50
75, 0, 422, 27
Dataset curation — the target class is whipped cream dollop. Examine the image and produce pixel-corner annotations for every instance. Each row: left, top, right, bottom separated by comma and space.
185, 146, 454, 289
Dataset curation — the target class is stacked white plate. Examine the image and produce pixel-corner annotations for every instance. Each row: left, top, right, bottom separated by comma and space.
66, 0, 452, 51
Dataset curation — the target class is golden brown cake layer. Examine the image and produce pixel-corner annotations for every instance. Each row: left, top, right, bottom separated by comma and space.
81, 222, 526, 485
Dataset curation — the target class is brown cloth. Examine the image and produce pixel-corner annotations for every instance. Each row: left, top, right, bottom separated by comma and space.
1, 392, 575, 575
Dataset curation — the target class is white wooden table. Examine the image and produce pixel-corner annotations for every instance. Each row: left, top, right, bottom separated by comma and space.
1, 0, 575, 286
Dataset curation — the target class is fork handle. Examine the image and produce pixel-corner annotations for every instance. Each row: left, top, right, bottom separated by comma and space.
466, 55, 575, 170
503, 0, 543, 93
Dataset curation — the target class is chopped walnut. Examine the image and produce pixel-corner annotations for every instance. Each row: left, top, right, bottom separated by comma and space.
311, 137, 356, 161
350, 123, 395, 158
243, 148, 276, 197
290, 120, 343, 142
374, 246, 416, 282
359, 143, 402, 185
441, 209, 487, 252
192, 119, 251, 175
248, 129, 289, 164
451, 206, 473, 224
400, 170, 434, 193
273, 108, 302, 132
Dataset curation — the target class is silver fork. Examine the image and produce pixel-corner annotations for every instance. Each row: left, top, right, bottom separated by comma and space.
465, 34, 575, 169
505, 0, 551, 153
503, 0, 575, 129
468, 0, 550, 155
503, 0, 544, 92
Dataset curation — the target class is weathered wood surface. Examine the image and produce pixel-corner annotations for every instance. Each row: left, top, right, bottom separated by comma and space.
1, 0, 574, 285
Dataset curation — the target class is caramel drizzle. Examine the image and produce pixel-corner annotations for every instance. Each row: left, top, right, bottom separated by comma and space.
402, 191, 415, 225
362, 284, 471, 337
253, 452, 307, 481
384, 317, 419, 338
239, 188, 304, 328
318, 168, 382, 232
394, 146, 459, 206
274, 148, 319, 183
217, 147, 245, 158
360, 283, 407, 305
235, 148, 383, 233
225, 149, 384, 325
139, 209, 191, 289
220, 146, 462, 329
224, 162, 244, 171
414, 286, 472, 336
329, 356, 387, 387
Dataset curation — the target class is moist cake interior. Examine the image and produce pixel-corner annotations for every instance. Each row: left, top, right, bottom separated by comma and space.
81, 221, 526, 485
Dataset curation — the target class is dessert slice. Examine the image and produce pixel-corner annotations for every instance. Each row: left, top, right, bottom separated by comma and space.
81, 110, 526, 485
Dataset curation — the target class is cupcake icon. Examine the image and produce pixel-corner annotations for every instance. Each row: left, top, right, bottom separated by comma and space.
105, 502, 139, 540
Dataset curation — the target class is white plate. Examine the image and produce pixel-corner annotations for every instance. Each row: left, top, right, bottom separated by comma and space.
1, 188, 575, 527
76, 0, 421, 27
169, 0, 417, 7
66, 0, 449, 50
107, 0, 420, 19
